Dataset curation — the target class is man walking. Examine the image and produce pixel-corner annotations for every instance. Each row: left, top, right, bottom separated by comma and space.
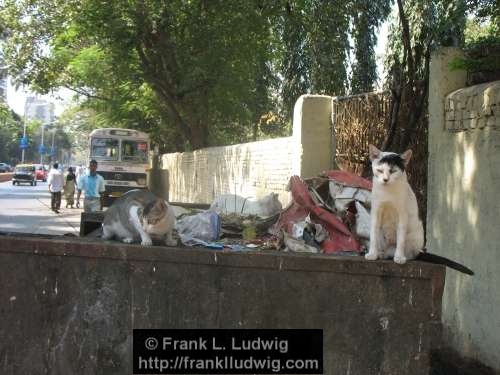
47, 162, 64, 213
76, 159, 106, 212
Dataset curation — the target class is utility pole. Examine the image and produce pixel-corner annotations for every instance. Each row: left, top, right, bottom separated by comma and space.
50, 128, 56, 163
21, 113, 27, 163
40, 124, 45, 164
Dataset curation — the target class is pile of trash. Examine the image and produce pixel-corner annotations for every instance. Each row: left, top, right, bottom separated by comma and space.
174, 170, 372, 254
174, 193, 282, 251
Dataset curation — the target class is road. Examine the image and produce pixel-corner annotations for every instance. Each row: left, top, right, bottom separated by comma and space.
0, 178, 82, 236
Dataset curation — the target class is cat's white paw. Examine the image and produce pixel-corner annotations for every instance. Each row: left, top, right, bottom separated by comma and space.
365, 252, 378, 261
101, 226, 113, 240
141, 238, 153, 246
101, 233, 113, 240
165, 238, 177, 247
122, 238, 134, 244
394, 255, 407, 264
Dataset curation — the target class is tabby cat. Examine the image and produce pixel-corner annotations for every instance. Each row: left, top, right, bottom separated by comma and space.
102, 189, 176, 246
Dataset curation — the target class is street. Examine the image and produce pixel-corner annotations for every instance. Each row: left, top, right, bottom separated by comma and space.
0, 178, 81, 236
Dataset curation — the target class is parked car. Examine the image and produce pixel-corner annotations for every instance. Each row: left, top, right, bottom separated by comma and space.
12, 164, 37, 186
33, 164, 48, 181
0, 163, 12, 173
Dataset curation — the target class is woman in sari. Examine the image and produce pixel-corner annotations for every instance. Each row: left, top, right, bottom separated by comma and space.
64, 167, 77, 208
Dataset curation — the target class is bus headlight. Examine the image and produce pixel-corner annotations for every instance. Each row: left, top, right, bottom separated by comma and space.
137, 178, 147, 186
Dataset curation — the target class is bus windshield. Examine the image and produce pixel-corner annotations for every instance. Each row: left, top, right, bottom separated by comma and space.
122, 140, 149, 163
91, 138, 119, 161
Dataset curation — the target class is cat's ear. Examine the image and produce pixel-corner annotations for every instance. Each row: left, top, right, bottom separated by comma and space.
401, 149, 412, 166
369, 144, 381, 161
156, 199, 168, 211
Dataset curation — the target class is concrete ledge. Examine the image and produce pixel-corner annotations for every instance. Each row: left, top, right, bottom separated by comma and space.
0, 173, 13, 183
0, 233, 445, 375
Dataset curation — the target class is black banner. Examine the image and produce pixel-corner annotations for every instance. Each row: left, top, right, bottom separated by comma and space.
133, 329, 323, 374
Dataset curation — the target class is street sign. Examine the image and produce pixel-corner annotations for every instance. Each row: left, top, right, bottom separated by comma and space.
19, 136, 28, 150
39, 144, 46, 154
50, 147, 56, 156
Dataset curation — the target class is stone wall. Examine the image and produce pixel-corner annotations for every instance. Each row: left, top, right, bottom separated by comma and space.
427, 47, 500, 371
161, 95, 333, 206
445, 81, 500, 131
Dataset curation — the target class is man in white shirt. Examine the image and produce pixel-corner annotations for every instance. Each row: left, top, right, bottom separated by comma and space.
76, 159, 106, 212
75, 164, 85, 182
47, 162, 64, 213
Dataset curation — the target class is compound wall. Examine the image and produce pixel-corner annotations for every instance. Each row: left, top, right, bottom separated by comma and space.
161, 95, 333, 206
427, 47, 500, 370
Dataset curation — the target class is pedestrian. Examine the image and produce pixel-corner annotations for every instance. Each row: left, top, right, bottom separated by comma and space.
76, 159, 106, 212
47, 162, 64, 213
64, 167, 77, 208
75, 164, 85, 181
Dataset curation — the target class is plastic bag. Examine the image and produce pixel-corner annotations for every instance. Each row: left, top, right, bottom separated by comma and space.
176, 211, 221, 246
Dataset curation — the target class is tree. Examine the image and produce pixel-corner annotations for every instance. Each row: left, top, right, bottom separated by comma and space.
1, 0, 278, 149
350, 0, 392, 93
382, 0, 467, 153
1, 0, 393, 151
0, 103, 22, 164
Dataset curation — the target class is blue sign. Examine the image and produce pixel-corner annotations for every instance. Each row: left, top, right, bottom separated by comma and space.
19, 136, 28, 150
50, 147, 56, 156
39, 144, 46, 154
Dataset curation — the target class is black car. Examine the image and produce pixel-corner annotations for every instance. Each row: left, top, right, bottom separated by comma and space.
12, 164, 37, 186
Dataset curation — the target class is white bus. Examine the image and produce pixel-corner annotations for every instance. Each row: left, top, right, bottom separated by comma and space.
88, 128, 150, 205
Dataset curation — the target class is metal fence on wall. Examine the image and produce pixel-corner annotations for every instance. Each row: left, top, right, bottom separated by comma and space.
332, 91, 391, 174
332, 91, 428, 223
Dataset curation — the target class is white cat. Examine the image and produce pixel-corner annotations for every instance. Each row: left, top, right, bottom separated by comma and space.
102, 189, 177, 246
364, 145, 424, 264
210, 192, 282, 217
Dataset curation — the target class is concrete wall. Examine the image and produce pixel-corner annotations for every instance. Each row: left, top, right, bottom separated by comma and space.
161, 95, 333, 206
162, 137, 296, 206
427, 47, 500, 370
0, 233, 445, 375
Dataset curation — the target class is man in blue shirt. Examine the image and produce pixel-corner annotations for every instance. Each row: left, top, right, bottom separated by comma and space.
76, 159, 106, 212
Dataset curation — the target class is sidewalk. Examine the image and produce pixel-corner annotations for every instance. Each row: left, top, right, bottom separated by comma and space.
0, 181, 83, 236
1, 202, 82, 237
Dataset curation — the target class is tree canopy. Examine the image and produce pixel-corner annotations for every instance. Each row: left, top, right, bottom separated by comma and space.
0, 0, 390, 151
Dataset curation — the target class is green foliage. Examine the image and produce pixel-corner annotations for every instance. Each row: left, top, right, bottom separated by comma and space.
466, 0, 500, 24
350, 0, 392, 94
0, 103, 22, 163
1, 0, 393, 151
449, 18, 500, 74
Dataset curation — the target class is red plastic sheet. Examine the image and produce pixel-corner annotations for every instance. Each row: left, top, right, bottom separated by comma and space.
275, 174, 367, 253
322, 170, 372, 191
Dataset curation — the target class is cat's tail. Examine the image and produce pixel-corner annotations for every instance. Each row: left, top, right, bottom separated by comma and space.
416, 251, 474, 275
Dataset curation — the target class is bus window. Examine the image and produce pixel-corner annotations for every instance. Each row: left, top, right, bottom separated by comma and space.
91, 138, 119, 160
122, 140, 148, 162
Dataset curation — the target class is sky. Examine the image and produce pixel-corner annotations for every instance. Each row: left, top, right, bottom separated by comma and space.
6, 77, 73, 117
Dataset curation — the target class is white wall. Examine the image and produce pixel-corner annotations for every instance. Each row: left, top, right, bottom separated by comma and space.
427, 47, 500, 370
161, 95, 334, 206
